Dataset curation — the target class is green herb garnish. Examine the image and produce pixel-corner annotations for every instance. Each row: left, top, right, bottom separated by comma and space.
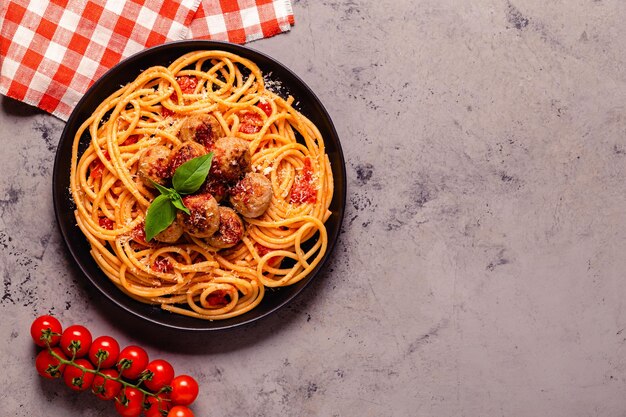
144, 152, 213, 241
172, 152, 214, 194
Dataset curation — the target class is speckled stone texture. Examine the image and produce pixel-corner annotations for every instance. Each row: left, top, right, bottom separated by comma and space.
2, 1, 626, 416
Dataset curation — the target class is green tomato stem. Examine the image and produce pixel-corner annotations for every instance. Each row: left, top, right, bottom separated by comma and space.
46, 344, 165, 400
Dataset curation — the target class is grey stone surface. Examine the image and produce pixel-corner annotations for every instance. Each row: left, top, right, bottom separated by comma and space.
2, 1, 626, 415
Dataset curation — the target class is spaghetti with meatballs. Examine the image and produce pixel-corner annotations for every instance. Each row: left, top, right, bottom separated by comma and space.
70, 50, 333, 320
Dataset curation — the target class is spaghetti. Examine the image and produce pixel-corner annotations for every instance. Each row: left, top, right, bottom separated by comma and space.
70, 50, 333, 320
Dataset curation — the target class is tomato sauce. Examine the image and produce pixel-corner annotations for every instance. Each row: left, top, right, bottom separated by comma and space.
239, 112, 263, 134
169, 144, 201, 175
200, 178, 228, 201
290, 157, 317, 204
177, 76, 198, 94
89, 150, 110, 180
122, 135, 139, 145
254, 243, 282, 267
257, 100, 272, 116
194, 122, 215, 149
218, 212, 243, 246
161, 107, 175, 117
130, 223, 147, 244
98, 217, 114, 230
207, 290, 230, 306
151, 257, 174, 273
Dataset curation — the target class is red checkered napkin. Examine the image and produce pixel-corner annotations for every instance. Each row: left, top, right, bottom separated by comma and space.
0, 0, 294, 120
189, 0, 294, 43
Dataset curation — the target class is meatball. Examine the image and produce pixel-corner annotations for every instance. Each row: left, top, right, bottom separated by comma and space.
178, 193, 220, 238
199, 177, 228, 203
210, 137, 251, 182
138, 145, 171, 187
179, 114, 225, 149
205, 207, 244, 249
230, 172, 272, 218
154, 218, 184, 243
169, 141, 207, 175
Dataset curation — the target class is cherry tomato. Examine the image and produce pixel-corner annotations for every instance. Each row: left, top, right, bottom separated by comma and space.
168, 406, 194, 417
170, 375, 199, 406
151, 257, 173, 273
131, 223, 147, 244
115, 387, 144, 417
239, 112, 263, 134
89, 151, 110, 179
63, 358, 95, 391
257, 100, 272, 116
289, 157, 316, 204
90, 160, 104, 179
117, 345, 149, 380
143, 359, 175, 392
145, 392, 172, 417
122, 135, 140, 146
206, 290, 229, 307
99, 217, 114, 230
60, 325, 92, 358
35, 347, 66, 379
89, 335, 120, 369
177, 76, 198, 94
31, 315, 62, 347
92, 368, 122, 400
254, 243, 282, 267
162, 106, 175, 118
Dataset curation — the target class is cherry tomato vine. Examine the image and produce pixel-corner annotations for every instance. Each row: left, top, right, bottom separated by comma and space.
30, 315, 197, 417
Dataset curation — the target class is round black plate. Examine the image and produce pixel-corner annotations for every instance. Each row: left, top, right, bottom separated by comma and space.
53, 40, 346, 331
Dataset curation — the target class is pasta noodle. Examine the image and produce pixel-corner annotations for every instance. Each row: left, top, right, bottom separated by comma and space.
70, 50, 333, 320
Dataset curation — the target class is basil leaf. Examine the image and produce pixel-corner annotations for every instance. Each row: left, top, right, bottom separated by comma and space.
149, 179, 177, 198
171, 194, 190, 215
144, 194, 177, 242
172, 152, 213, 195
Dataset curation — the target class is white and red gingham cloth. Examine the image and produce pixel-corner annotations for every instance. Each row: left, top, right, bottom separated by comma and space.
0, 0, 294, 120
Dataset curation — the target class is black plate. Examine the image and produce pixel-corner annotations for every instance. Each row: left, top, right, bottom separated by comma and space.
53, 40, 346, 331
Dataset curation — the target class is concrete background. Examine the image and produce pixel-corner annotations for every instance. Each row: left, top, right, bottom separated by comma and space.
2, 1, 626, 415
